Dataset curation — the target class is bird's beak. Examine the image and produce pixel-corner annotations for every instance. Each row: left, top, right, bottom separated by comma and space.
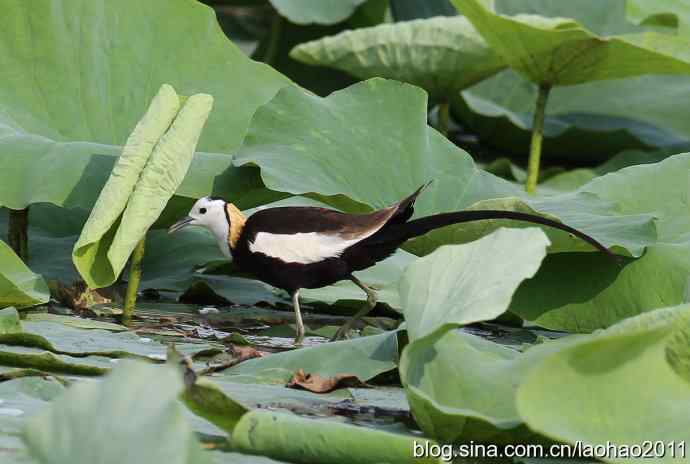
168, 216, 194, 234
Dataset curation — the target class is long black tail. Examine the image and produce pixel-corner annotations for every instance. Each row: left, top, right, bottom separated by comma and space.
371, 210, 616, 258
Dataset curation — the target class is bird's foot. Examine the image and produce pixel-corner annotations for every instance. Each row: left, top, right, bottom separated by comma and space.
331, 324, 356, 341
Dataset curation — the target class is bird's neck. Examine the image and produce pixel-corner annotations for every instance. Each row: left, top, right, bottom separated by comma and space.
225, 203, 246, 252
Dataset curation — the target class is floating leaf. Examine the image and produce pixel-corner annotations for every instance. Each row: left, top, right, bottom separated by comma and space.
226, 331, 399, 384
24, 361, 208, 464
0, 377, 65, 464
0, 351, 106, 377
0, 241, 49, 309
232, 410, 439, 464
182, 376, 248, 435
291, 16, 505, 100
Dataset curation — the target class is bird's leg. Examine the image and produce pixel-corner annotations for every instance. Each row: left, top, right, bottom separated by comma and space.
332, 275, 377, 341
292, 289, 305, 346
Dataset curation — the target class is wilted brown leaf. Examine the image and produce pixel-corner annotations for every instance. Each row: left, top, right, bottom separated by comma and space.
287, 369, 370, 393
48, 280, 112, 311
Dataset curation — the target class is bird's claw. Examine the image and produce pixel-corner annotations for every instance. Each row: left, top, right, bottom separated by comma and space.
331, 326, 354, 341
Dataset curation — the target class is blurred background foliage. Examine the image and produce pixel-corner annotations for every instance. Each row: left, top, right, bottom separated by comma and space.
202, 0, 690, 172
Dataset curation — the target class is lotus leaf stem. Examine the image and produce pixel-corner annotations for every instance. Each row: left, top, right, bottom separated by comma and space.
437, 101, 450, 137
526, 84, 551, 194
122, 237, 146, 325
262, 11, 283, 66
8, 207, 29, 261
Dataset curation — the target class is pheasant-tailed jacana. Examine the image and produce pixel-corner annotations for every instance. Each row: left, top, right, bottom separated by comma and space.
169, 185, 613, 344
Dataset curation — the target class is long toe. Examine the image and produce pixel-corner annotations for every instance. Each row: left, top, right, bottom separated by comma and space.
331, 325, 353, 341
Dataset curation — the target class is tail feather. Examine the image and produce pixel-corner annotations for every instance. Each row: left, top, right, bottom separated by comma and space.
368, 210, 617, 258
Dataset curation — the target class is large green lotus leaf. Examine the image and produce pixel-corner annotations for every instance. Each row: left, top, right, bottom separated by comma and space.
401, 228, 549, 342
290, 16, 506, 100
23, 361, 209, 464
226, 330, 398, 383
454, 0, 690, 160
0, 377, 65, 464
0, 241, 49, 309
234, 79, 656, 257
181, 376, 248, 436
400, 326, 572, 443
270, 0, 367, 25
19, 318, 215, 359
516, 305, 690, 463
401, 305, 690, 446
389, 0, 458, 20
455, 70, 686, 162
0, 314, 217, 377
0, 0, 289, 211
232, 410, 439, 464
626, 0, 690, 32
453, 0, 690, 86
511, 153, 690, 331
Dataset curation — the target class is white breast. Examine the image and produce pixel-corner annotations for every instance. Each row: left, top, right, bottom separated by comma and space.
249, 231, 362, 264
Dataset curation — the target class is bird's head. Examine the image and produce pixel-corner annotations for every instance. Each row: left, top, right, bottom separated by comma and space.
168, 197, 227, 234
168, 197, 245, 257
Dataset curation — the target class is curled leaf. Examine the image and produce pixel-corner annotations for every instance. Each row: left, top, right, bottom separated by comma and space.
287, 368, 370, 393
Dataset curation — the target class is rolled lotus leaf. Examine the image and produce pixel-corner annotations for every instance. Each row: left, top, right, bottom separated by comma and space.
73, 84, 180, 287
108, 93, 214, 278
73, 85, 213, 289
291, 16, 505, 100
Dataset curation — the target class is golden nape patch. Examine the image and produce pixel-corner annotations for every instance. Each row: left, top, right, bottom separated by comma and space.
226, 203, 247, 249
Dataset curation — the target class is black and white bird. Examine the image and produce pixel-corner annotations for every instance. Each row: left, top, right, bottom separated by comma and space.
169, 185, 613, 344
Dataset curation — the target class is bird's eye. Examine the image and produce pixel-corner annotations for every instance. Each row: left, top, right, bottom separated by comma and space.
199, 208, 207, 214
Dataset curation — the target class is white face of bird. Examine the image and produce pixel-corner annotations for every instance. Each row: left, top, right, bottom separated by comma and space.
168, 197, 231, 256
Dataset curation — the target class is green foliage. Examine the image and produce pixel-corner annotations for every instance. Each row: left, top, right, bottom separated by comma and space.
454, 0, 690, 87
511, 154, 690, 331
227, 330, 399, 383
400, 228, 549, 341
0, 0, 289, 212
73, 86, 213, 291
23, 361, 209, 464
0, 241, 49, 309
232, 410, 441, 463
291, 16, 505, 100
235, 79, 656, 259
270, 0, 369, 25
